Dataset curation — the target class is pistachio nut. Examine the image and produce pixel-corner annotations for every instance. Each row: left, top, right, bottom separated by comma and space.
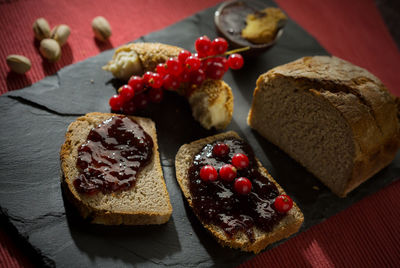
6, 54, 31, 74
40, 38, 61, 62
51, 24, 71, 46
92, 16, 112, 41
33, 18, 51, 41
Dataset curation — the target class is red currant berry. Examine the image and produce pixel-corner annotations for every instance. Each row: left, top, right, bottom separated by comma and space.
148, 87, 164, 103
232, 153, 249, 169
274, 195, 293, 213
200, 165, 218, 182
148, 72, 163, 88
180, 70, 191, 83
212, 143, 230, 157
205, 61, 225, 80
128, 76, 145, 93
156, 63, 168, 76
163, 74, 180, 90
109, 95, 123, 111
185, 55, 201, 71
133, 93, 149, 110
178, 50, 192, 64
202, 58, 212, 68
214, 56, 229, 71
197, 52, 208, 59
234, 177, 252, 195
122, 99, 136, 115
228, 53, 244, 70
190, 68, 206, 85
219, 164, 237, 182
195, 36, 212, 56
166, 57, 182, 76
211, 37, 228, 55
143, 71, 153, 85
119, 85, 135, 101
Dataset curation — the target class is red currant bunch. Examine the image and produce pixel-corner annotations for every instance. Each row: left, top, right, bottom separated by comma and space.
109, 36, 245, 114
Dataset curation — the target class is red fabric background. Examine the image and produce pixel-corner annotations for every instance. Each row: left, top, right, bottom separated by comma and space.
0, 0, 399, 267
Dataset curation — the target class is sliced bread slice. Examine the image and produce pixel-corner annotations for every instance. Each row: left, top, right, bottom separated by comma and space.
175, 131, 303, 253
60, 112, 172, 225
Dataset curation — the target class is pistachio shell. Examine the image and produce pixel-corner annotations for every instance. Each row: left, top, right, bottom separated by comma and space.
92, 16, 112, 41
6, 54, 31, 74
40, 38, 61, 62
33, 18, 51, 41
51, 24, 71, 46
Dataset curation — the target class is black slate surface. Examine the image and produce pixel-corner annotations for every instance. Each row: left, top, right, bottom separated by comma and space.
0, 1, 399, 267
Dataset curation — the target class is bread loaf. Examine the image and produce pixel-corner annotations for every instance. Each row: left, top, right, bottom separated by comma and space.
175, 131, 304, 253
60, 112, 172, 225
248, 56, 400, 197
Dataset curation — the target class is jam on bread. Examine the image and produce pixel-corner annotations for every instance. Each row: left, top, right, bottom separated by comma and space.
188, 138, 292, 242
74, 115, 154, 195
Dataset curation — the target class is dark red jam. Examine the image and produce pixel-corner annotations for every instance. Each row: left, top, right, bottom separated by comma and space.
188, 138, 284, 241
74, 115, 153, 195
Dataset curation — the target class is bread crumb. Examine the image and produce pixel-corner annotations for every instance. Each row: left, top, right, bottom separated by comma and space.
312, 186, 319, 190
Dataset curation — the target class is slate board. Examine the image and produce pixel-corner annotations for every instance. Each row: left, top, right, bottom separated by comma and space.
0, 1, 399, 267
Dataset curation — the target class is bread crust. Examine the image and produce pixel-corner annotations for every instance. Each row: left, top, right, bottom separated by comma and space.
248, 56, 400, 197
188, 79, 234, 130
118, 42, 182, 74
60, 112, 172, 225
175, 131, 304, 253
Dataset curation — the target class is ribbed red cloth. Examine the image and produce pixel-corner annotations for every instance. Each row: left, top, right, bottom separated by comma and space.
0, 0, 225, 94
0, 230, 32, 268
239, 180, 400, 267
0, 0, 399, 267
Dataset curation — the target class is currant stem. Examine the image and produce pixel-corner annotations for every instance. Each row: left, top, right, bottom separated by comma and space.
200, 46, 250, 60
224, 46, 250, 55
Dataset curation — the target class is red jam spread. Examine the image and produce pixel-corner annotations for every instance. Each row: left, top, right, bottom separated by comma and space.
74, 115, 153, 195
188, 138, 284, 241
